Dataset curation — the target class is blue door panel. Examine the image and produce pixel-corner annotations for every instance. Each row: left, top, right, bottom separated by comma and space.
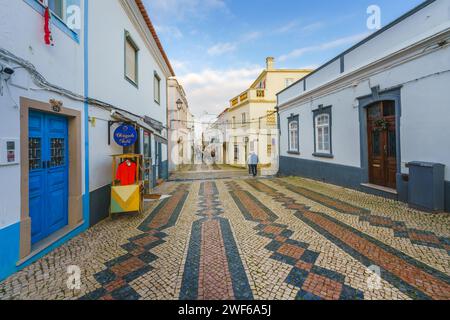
47, 188, 66, 234
29, 194, 44, 242
28, 111, 68, 245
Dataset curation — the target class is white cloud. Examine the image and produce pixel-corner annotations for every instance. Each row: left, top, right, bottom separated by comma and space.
301, 22, 325, 33
279, 32, 369, 62
273, 20, 324, 35
154, 25, 183, 39
171, 59, 189, 73
274, 20, 301, 34
207, 42, 237, 56
207, 31, 262, 56
177, 66, 263, 117
241, 31, 262, 42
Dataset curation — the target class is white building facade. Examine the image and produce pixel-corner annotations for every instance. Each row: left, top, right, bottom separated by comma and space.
278, 0, 450, 212
87, 0, 174, 225
0, 0, 88, 280
168, 77, 194, 172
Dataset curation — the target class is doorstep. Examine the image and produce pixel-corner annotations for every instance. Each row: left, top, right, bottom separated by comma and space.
16, 221, 84, 266
360, 183, 398, 195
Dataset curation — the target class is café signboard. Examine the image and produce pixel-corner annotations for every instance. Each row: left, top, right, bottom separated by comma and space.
114, 124, 138, 147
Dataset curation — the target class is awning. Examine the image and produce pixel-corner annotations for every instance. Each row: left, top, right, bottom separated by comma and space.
113, 110, 167, 144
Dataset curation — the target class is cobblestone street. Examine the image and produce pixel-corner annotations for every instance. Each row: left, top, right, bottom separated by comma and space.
169, 164, 248, 181
1, 176, 449, 300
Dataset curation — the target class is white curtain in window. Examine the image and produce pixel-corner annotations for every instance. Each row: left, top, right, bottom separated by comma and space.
154, 76, 161, 103
315, 115, 330, 153
125, 40, 137, 82
289, 121, 298, 152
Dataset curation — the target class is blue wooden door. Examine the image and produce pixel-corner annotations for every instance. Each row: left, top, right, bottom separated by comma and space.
29, 111, 69, 244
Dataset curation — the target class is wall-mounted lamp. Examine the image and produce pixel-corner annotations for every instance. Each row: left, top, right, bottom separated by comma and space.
176, 98, 183, 110
0, 63, 15, 96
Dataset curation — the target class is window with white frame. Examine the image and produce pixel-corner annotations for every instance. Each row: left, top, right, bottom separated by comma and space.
288, 116, 299, 153
314, 113, 331, 154
257, 80, 266, 89
154, 72, 161, 104
241, 113, 246, 126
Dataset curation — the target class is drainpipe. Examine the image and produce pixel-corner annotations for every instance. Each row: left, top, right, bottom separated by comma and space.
275, 105, 280, 177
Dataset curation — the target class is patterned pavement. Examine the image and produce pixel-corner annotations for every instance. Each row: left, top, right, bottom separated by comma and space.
169, 164, 248, 181
1, 176, 449, 300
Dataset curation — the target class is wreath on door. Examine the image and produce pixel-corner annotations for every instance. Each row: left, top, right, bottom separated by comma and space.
374, 119, 389, 131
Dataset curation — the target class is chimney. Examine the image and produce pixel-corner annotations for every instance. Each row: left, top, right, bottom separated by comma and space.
266, 57, 275, 70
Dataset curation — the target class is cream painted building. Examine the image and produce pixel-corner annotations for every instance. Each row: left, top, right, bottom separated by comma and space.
168, 77, 195, 171
219, 57, 311, 174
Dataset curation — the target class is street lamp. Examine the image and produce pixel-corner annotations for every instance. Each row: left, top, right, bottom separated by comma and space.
176, 99, 183, 110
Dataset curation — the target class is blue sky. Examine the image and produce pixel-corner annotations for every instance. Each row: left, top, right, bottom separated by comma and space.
143, 0, 424, 117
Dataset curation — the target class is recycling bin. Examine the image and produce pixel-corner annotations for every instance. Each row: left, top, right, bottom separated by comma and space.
407, 161, 445, 212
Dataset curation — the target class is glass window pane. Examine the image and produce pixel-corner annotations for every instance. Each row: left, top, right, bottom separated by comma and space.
317, 114, 329, 126
368, 105, 381, 119
383, 101, 395, 117
388, 130, 396, 157
125, 40, 136, 82
49, 0, 64, 20
29, 138, 42, 170
50, 138, 65, 167
154, 76, 160, 103
372, 131, 381, 156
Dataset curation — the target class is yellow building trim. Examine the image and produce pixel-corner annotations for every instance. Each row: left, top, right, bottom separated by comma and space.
249, 69, 313, 89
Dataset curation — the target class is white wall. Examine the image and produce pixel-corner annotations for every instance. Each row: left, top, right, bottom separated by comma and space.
280, 87, 361, 168
344, 0, 450, 72
279, 0, 450, 106
0, 0, 85, 229
278, 80, 305, 104
400, 72, 450, 180
88, 0, 169, 191
305, 59, 341, 93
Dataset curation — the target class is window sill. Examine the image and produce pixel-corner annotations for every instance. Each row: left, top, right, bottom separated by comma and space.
287, 151, 300, 155
125, 76, 139, 88
313, 153, 334, 159
24, 0, 80, 44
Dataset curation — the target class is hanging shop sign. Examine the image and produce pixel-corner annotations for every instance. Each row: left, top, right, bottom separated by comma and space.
113, 124, 138, 147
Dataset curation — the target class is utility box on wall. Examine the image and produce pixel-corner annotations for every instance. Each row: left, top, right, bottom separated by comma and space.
407, 162, 445, 212
0, 138, 19, 166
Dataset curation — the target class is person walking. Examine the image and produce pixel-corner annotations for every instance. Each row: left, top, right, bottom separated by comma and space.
248, 152, 259, 177
247, 153, 252, 175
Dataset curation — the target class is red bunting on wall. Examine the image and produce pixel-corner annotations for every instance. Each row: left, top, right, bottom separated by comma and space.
44, 7, 54, 46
